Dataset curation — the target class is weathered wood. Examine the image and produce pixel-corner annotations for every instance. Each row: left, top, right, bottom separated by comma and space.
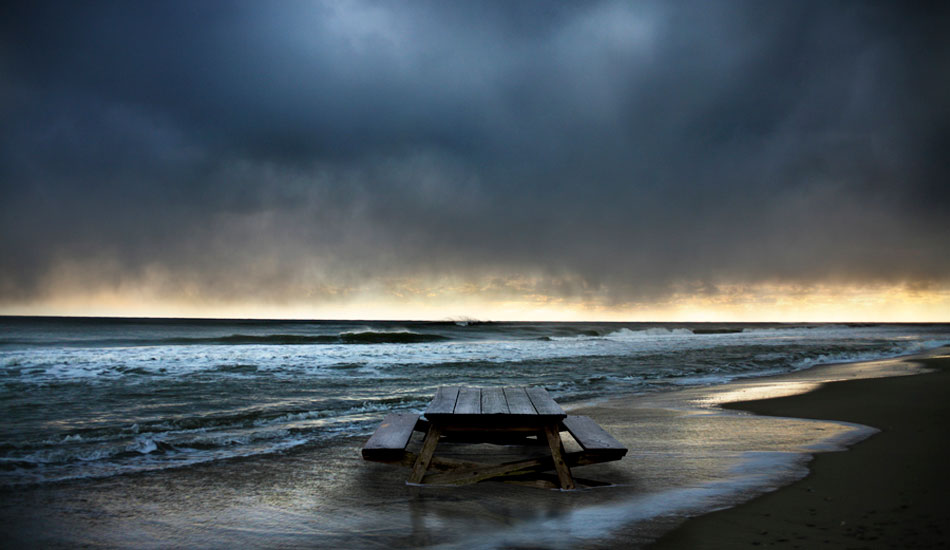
439, 429, 543, 445
503, 387, 537, 415
562, 415, 627, 453
543, 423, 575, 489
425, 386, 459, 416
525, 387, 566, 416
361, 413, 420, 459
454, 387, 481, 415
363, 386, 625, 489
480, 387, 509, 415
439, 424, 544, 433
408, 423, 442, 483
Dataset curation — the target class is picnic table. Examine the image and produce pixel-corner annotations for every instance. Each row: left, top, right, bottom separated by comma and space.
362, 386, 627, 489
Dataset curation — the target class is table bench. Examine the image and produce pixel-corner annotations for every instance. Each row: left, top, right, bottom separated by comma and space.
362, 386, 627, 489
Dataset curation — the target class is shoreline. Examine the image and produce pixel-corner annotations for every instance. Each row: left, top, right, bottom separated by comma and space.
649, 348, 950, 548
2, 346, 947, 549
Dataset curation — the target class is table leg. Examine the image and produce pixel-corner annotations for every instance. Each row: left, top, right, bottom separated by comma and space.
542, 423, 575, 490
408, 423, 442, 484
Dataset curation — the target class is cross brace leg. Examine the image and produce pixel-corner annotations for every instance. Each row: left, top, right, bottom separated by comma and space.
408, 423, 442, 484
542, 423, 575, 490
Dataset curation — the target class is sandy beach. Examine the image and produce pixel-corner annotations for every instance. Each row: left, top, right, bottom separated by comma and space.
651, 352, 950, 549
2, 347, 947, 549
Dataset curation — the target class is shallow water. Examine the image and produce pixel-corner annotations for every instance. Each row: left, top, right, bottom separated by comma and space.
0, 345, 939, 549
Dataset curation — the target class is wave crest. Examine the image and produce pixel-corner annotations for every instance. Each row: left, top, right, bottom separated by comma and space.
160, 331, 449, 346
338, 331, 448, 344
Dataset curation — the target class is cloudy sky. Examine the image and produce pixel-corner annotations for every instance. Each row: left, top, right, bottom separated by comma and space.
2, 0, 948, 320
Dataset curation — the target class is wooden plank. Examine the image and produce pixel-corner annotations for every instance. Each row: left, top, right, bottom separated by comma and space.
562, 415, 627, 452
438, 423, 544, 433
503, 387, 538, 415
439, 429, 542, 445
525, 387, 566, 416
425, 386, 460, 416
481, 387, 509, 415
454, 387, 481, 415
362, 413, 419, 459
408, 423, 442, 483
542, 423, 575, 490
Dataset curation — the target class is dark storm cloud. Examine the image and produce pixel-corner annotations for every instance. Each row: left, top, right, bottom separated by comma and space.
2, 0, 949, 306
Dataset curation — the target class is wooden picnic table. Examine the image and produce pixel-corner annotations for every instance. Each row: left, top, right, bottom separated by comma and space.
362, 386, 627, 489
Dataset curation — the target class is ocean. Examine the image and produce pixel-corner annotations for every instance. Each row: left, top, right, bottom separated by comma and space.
2, 316, 948, 488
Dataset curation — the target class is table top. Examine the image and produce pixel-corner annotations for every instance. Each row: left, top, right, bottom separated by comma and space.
423, 386, 566, 423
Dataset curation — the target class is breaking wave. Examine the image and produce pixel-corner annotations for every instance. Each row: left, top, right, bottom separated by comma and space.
163, 331, 449, 346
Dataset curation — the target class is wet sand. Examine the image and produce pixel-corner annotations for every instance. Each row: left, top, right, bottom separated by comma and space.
1, 351, 945, 549
651, 352, 950, 549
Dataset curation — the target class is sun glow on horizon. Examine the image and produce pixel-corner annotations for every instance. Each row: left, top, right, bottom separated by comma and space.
2, 282, 948, 323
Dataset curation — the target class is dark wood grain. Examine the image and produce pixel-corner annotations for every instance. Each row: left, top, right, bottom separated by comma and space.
503, 387, 537, 415
525, 386, 566, 416
454, 387, 481, 415
481, 387, 509, 414
361, 413, 419, 458
364, 386, 626, 488
425, 386, 459, 416
408, 423, 442, 484
543, 423, 575, 489
562, 415, 627, 452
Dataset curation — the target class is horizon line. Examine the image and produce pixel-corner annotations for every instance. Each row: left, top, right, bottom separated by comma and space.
1, 314, 945, 325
